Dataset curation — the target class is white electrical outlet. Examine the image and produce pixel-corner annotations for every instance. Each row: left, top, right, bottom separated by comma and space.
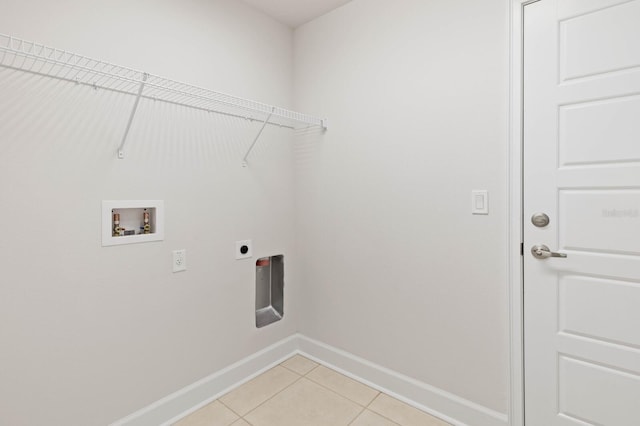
236, 240, 252, 259
173, 249, 187, 272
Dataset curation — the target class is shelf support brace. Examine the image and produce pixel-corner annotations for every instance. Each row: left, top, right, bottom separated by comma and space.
242, 107, 275, 167
117, 73, 148, 159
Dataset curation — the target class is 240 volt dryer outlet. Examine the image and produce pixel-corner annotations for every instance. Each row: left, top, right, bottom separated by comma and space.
236, 240, 252, 259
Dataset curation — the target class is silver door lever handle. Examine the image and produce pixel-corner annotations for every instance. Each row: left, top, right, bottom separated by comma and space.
531, 244, 567, 259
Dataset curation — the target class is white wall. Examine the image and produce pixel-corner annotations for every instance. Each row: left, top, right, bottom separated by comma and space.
0, 1, 299, 425
294, 0, 510, 415
1, 0, 514, 423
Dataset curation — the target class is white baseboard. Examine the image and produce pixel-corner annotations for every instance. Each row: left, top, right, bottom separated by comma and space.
297, 335, 509, 426
110, 334, 299, 426
111, 334, 509, 426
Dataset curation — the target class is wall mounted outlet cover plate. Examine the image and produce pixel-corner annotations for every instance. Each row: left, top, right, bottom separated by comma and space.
236, 240, 252, 259
173, 249, 187, 272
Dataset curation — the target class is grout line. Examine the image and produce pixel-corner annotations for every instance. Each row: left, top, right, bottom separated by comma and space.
303, 363, 321, 376
156, 346, 301, 426
241, 374, 305, 419
233, 366, 370, 424
303, 364, 381, 408
367, 407, 404, 426
346, 406, 367, 426
362, 393, 405, 425
298, 352, 449, 425
172, 355, 441, 426
368, 395, 449, 426
346, 401, 402, 426
159, 349, 450, 426
225, 415, 239, 426
302, 375, 370, 407
217, 399, 243, 419
366, 392, 381, 408
279, 357, 319, 376
239, 416, 255, 426
217, 363, 303, 418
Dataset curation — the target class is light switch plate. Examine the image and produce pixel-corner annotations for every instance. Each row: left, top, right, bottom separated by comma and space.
472, 190, 489, 215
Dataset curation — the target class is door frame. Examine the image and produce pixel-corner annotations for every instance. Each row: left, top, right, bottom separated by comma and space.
508, 1, 540, 425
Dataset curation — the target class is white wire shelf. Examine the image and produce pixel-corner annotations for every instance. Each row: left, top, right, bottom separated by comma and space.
0, 34, 327, 160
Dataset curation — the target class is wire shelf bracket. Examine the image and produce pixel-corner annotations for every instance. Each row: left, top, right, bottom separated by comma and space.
0, 34, 328, 162
117, 73, 148, 159
242, 107, 275, 167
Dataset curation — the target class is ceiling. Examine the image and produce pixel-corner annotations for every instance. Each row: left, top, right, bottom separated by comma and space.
241, 0, 353, 28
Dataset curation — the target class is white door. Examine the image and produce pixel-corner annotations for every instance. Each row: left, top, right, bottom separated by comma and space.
523, 0, 640, 424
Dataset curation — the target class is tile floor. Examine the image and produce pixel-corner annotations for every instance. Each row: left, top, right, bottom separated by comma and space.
173, 355, 450, 426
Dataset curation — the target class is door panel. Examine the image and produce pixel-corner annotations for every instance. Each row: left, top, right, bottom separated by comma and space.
557, 0, 636, 19
559, 190, 640, 254
560, 0, 640, 81
559, 95, 640, 166
559, 356, 640, 425
523, 0, 640, 424
560, 275, 640, 348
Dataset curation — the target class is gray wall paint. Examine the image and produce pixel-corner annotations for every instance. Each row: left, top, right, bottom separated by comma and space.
293, 0, 510, 413
0, 1, 299, 425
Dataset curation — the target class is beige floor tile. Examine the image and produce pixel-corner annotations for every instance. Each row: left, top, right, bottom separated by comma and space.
219, 366, 299, 416
173, 400, 238, 426
306, 365, 379, 406
368, 394, 450, 426
244, 377, 362, 426
350, 409, 400, 426
230, 420, 251, 426
280, 354, 318, 375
